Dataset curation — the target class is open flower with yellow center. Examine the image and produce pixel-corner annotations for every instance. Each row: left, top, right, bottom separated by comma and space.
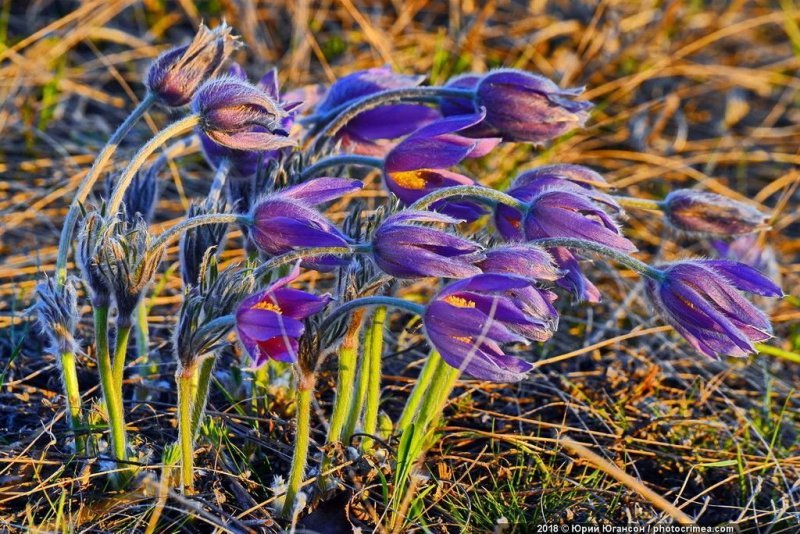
235, 265, 330, 366
423, 274, 544, 382
383, 111, 500, 221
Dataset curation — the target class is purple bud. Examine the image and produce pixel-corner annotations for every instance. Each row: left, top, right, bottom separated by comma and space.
663, 190, 769, 236
645, 260, 782, 359
192, 78, 296, 152
371, 211, 484, 279
475, 69, 592, 143
147, 23, 240, 107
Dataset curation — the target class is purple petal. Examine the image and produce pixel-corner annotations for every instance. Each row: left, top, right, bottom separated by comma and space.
282, 178, 363, 206
704, 260, 783, 297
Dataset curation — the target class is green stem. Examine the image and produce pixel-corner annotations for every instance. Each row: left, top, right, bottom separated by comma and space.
529, 237, 664, 280
55, 93, 157, 287
756, 343, 800, 364
613, 195, 663, 211
191, 355, 216, 435
408, 184, 528, 212
325, 314, 363, 446
177, 365, 197, 494
107, 114, 201, 215
60, 351, 85, 454
413, 353, 459, 433
395, 351, 440, 434
282, 375, 314, 518
361, 307, 387, 452
150, 212, 248, 252
344, 343, 370, 445
299, 155, 383, 181
310, 86, 474, 151
134, 300, 151, 371
113, 324, 132, 395
93, 306, 128, 468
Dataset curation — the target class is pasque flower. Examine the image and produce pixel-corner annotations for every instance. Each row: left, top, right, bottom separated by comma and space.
475, 69, 592, 143
645, 260, 782, 359
236, 266, 330, 366
494, 165, 631, 302
384, 111, 500, 220
713, 235, 780, 283
662, 190, 769, 236
312, 66, 439, 154
371, 211, 483, 279
147, 22, 240, 107
249, 178, 361, 268
423, 274, 543, 382
476, 245, 561, 341
192, 78, 296, 152
199, 66, 301, 177
438, 74, 502, 138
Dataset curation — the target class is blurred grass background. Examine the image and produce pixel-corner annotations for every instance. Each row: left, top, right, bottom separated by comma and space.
1, 0, 799, 532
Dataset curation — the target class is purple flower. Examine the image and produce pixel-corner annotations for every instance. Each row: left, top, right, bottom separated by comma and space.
663, 190, 769, 236
313, 67, 440, 154
147, 23, 239, 107
477, 245, 561, 341
199, 67, 301, 177
383, 112, 500, 221
712, 235, 780, 283
423, 274, 541, 382
493, 167, 631, 302
645, 260, 782, 359
371, 211, 484, 279
236, 266, 330, 365
249, 178, 361, 269
475, 69, 592, 143
192, 78, 296, 152
438, 74, 502, 138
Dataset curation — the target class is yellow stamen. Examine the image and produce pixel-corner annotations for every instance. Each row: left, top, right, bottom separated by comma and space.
390, 169, 429, 190
453, 335, 473, 344
251, 301, 282, 314
443, 295, 476, 308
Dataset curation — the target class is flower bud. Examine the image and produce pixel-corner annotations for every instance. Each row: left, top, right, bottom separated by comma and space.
119, 167, 159, 224
192, 78, 296, 152
179, 201, 230, 287
663, 190, 769, 236
76, 211, 113, 308
33, 277, 80, 355
475, 69, 592, 143
147, 22, 240, 107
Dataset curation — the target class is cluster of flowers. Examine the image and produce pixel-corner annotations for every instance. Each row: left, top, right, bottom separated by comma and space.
33, 23, 783, 517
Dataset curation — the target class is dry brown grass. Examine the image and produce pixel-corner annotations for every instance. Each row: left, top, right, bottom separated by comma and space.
1, 1, 799, 532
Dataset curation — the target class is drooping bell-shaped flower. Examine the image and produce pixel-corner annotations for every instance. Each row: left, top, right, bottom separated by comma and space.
662, 190, 769, 236
475, 69, 592, 143
371, 211, 483, 279
147, 22, 240, 107
383, 112, 500, 221
423, 274, 542, 382
645, 260, 782, 359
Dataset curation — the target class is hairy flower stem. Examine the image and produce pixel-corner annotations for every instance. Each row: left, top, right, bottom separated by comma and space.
55, 93, 157, 287
361, 306, 387, 452
206, 158, 231, 206
344, 349, 369, 444
60, 351, 86, 453
282, 372, 315, 518
395, 351, 440, 434
409, 184, 528, 212
320, 310, 365, 486
299, 155, 383, 181
413, 354, 459, 433
134, 301, 150, 369
93, 306, 129, 478
613, 195, 663, 211
150, 213, 249, 251
252, 246, 356, 281
320, 297, 424, 334
529, 237, 664, 280
191, 355, 216, 435
310, 86, 474, 152
112, 323, 133, 398
107, 114, 201, 215
177, 364, 197, 494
